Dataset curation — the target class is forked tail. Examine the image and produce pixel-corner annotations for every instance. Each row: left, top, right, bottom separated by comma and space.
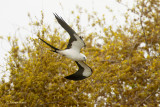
39, 37, 59, 53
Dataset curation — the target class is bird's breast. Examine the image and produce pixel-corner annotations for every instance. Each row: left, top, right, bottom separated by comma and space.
59, 49, 83, 61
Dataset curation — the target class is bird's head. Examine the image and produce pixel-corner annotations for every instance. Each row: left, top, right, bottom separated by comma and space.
80, 53, 87, 61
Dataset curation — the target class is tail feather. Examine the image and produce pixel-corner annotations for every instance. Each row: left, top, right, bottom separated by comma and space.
39, 37, 59, 52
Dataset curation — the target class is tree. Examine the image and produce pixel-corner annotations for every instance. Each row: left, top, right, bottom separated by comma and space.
0, 0, 160, 106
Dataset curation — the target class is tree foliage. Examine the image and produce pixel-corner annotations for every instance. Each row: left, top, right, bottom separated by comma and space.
0, 0, 160, 106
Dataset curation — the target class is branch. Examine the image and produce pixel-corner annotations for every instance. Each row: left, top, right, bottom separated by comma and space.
101, 60, 121, 63
7, 102, 27, 105
138, 89, 158, 107
139, 0, 149, 54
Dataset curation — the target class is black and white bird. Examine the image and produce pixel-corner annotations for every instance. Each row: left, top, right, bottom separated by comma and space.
39, 13, 92, 80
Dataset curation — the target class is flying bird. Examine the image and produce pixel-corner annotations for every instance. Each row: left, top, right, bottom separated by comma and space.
39, 13, 86, 61
38, 13, 92, 80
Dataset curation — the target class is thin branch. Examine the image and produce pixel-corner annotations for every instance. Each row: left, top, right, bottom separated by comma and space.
140, 0, 149, 55
138, 89, 158, 107
101, 60, 121, 63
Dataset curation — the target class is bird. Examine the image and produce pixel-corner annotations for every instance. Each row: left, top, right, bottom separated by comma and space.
39, 13, 86, 61
38, 13, 92, 80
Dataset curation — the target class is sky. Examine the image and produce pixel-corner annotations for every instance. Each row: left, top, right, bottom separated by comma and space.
0, 0, 134, 81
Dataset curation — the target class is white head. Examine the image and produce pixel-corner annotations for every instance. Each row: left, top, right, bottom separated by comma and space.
80, 53, 87, 61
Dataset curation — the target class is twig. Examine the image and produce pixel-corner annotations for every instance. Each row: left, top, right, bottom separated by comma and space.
138, 89, 158, 107
139, 0, 149, 55
101, 60, 121, 63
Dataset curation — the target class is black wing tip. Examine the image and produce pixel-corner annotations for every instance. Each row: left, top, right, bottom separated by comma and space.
53, 13, 59, 19
65, 75, 87, 81
53, 13, 58, 17
53, 13, 62, 19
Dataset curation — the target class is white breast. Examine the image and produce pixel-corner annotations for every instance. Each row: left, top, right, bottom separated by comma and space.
58, 49, 84, 61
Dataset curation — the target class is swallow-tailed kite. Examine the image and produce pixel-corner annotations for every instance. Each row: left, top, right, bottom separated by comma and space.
38, 13, 92, 80
39, 13, 86, 61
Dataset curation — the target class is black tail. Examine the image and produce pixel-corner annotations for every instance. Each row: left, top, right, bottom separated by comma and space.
39, 37, 59, 52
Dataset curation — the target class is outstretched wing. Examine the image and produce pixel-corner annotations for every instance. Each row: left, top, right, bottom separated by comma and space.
65, 61, 92, 80
53, 13, 85, 52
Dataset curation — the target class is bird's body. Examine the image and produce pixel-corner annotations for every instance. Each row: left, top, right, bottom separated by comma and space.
38, 13, 92, 80
57, 49, 86, 61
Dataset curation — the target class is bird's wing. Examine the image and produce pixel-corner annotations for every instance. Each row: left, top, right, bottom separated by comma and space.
65, 61, 92, 80
53, 13, 85, 52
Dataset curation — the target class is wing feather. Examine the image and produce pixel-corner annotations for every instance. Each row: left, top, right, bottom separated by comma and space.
53, 13, 85, 51
65, 61, 92, 80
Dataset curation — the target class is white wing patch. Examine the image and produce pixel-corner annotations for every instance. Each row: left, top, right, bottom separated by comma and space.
70, 34, 85, 52
83, 68, 92, 77
79, 61, 92, 77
